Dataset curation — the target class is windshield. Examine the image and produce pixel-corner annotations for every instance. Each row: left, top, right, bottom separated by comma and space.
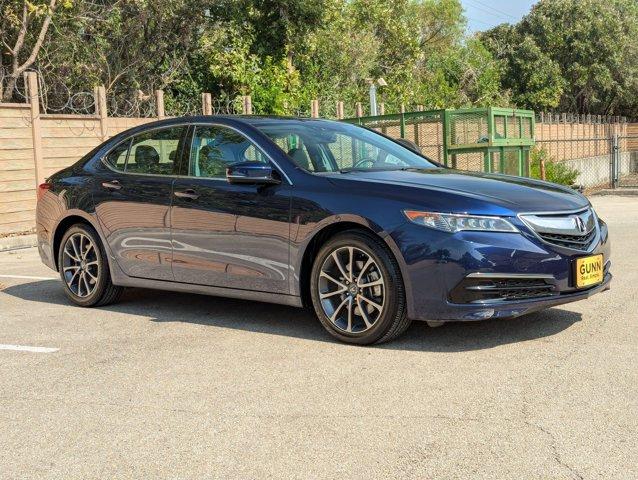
253, 120, 438, 173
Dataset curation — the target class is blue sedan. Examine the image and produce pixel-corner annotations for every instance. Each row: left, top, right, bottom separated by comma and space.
36, 116, 611, 344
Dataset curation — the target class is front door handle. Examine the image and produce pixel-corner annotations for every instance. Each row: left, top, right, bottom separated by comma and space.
102, 180, 122, 191
174, 189, 199, 200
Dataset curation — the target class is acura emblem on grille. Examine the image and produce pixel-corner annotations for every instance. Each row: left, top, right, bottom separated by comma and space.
519, 208, 598, 251
575, 216, 586, 233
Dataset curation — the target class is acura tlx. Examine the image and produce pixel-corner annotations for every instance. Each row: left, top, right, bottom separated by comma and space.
36, 116, 611, 344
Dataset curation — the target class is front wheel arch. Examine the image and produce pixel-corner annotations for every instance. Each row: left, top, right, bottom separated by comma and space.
308, 229, 412, 344
298, 221, 408, 311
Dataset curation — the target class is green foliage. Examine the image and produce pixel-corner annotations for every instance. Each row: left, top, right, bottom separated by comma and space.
481, 0, 638, 116
529, 147, 579, 186
3, 0, 638, 117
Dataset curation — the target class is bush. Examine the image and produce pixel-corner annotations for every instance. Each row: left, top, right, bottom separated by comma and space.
529, 146, 579, 186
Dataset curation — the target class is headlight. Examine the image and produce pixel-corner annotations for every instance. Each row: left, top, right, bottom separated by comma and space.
403, 210, 518, 233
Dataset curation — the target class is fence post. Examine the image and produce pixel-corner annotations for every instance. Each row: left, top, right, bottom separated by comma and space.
242, 95, 252, 115
336, 101, 344, 119
611, 133, 619, 189
311, 99, 319, 118
94, 85, 108, 142
355, 102, 363, 118
378, 103, 385, 115
155, 90, 165, 119
26, 72, 45, 187
202, 93, 212, 115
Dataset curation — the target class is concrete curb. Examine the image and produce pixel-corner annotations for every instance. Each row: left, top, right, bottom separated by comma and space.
590, 189, 638, 197
0, 234, 37, 252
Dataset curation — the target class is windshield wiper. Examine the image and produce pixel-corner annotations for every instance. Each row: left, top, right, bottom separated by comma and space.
338, 166, 421, 174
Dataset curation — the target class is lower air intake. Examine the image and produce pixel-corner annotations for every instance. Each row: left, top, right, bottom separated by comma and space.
450, 275, 558, 304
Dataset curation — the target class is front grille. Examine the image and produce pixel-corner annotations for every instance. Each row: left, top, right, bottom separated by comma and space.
537, 229, 597, 250
519, 208, 598, 252
450, 275, 558, 304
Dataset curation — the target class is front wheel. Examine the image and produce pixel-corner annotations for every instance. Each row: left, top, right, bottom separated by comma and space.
310, 230, 411, 345
58, 224, 123, 307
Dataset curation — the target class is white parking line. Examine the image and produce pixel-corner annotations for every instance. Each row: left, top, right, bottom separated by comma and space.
0, 274, 57, 281
0, 344, 59, 353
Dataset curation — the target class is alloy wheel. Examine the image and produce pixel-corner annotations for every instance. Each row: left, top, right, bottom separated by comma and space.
318, 246, 385, 333
62, 233, 99, 298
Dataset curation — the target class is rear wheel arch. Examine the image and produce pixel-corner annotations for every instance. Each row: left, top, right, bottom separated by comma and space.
52, 214, 99, 271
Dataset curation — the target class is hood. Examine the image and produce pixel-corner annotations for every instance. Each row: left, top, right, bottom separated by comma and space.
325, 168, 589, 215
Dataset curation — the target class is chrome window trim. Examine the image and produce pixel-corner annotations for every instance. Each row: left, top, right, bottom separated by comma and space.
100, 123, 192, 179
99, 121, 293, 186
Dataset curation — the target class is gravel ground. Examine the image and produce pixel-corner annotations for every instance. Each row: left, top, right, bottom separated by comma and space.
0, 195, 636, 479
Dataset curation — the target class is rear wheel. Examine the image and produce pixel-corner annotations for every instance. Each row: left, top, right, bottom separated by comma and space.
310, 230, 411, 345
58, 224, 123, 307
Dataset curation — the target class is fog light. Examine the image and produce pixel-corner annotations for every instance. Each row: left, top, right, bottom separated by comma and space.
464, 309, 495, 320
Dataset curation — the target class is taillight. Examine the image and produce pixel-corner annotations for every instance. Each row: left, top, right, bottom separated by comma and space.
37, 182, 52, 201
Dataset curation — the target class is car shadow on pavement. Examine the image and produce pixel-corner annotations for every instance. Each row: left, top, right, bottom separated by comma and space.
2, 280, 582, 352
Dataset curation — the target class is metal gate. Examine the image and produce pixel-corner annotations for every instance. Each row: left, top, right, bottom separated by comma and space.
615, 135, 638, 188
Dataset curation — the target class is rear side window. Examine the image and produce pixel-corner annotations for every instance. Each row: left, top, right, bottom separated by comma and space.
127, 127, 186, 175
105, 139, 130, 170
105, 126, 186, 175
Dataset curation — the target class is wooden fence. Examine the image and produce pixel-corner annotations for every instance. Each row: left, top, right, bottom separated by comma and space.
0, 74, 157, 234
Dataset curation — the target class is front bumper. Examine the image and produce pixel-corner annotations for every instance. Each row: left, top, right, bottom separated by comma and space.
426, 271, 611, 321
390, 218, 612, 322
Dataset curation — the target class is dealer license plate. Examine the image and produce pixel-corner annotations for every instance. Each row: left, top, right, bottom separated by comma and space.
574, 254, 604, 288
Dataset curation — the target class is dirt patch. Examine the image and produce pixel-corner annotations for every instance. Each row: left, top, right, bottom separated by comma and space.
0, 228, 36, 239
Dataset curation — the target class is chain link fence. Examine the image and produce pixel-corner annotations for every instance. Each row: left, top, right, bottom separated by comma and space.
616, 136, 638, 188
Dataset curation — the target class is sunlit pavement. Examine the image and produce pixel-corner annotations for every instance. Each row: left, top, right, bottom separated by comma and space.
1, 195, 636, 479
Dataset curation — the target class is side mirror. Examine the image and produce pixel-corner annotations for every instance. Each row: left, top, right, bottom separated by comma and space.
226, 162, 280, 185
395, 138, 422, 154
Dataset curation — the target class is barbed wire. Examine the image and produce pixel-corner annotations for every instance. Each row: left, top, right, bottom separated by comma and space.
107, 92, 157, 118
212, 97, 242, 115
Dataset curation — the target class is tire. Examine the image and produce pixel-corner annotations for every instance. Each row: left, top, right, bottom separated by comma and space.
310, 230, 411, 345
57, 223, 123, 307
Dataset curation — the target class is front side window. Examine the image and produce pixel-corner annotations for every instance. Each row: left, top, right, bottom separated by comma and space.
254, 120, 437, 173
124, 126, 186, 175
190, 126, 268, 178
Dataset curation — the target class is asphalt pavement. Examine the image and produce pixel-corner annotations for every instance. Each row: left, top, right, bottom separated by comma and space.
0, 195, 636, 479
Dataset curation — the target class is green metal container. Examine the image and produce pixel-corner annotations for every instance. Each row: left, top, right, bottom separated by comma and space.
344, 107, 535, 177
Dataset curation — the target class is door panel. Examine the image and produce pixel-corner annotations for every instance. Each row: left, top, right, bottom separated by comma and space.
93, 174, 174, 280
171, 179, 291, 292
170, 124, 291, 293
93, 126, 187, 281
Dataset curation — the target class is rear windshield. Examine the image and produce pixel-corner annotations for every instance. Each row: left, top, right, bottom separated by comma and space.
253, 120, 437, 173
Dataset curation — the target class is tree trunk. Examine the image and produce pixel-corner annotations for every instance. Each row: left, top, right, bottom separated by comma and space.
2, 75, 19, 102
286, 49, 294, 74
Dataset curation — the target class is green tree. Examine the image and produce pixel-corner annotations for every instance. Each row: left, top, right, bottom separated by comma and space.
0, 0, 72, 101
481, 24, 564, 111
482, 0, 638, 116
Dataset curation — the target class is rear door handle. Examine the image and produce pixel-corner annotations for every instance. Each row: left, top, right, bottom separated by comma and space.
102, 180, 122, 191
174, 189, 199, 200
